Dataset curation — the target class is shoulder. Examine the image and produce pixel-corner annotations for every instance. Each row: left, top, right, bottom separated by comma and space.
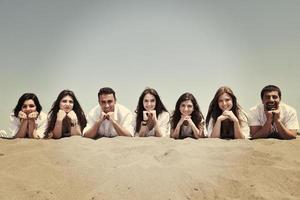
280, 102, 297, 115
249, 104, 263, 112
116, 103, 132, 114
39, 111, 47, 119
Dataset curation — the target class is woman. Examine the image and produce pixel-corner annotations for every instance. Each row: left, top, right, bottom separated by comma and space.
206, 86, 249, 139
170, 92, 205, 139
8, 93, 47, 139
134, 88, 170, 137
45, 90, 87, 139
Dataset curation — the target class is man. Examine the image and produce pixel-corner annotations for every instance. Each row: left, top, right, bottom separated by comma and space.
83, 87, 134, 138
248, 85, 299, 139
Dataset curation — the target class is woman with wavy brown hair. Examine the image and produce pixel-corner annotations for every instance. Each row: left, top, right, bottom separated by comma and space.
134, 88, 170, 137
170, 92, 205, 139
206, 86, 249, 139
45, 90, 87, 139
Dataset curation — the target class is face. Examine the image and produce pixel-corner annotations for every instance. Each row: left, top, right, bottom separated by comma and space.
59, 95, 74, 113
179, 100, 194, 116
22, 99, 37, 115
218, 93, 233, 111
262, 91, 280, 110
99, 94, 116, 113
143, 93, 156, 111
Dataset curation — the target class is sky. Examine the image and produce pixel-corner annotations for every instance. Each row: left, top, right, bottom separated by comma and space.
0, 0, 299, 130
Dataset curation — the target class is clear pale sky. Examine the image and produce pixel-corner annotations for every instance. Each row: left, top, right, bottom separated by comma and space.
0, 0, 299, 130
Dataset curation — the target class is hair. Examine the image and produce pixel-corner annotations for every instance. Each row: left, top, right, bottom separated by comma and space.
98, 87, 116, 100
260, 85, 281, 100
45, 90, 87, 136
206, 86, 243, 128
135, 88, 168, 132
170, 92, 204, 130
13, 93, 42, 117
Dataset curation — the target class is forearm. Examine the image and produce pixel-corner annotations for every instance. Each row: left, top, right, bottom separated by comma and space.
250, 120, 272, 139
210, 120, 221, 138
138, 125, 149, 137
51, 120, 63, 139
83, 121, 101, 139
111, 120, 132, 137
70, 125, 82, 136
15, 120, 28, 138
191, 123, 204, 139
154, 123, 163, 137
170, 125, 181, 139
27, 120, 37, 138
233, 121, 244, 139
274, 121, 296, 139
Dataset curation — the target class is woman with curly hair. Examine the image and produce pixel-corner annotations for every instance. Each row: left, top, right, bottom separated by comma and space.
134, 88, 170, 137
45, 90, 87, 139
170, 92, 205, 139
206, 86, 249, 139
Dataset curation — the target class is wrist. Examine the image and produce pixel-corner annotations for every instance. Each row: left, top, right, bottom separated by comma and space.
141, 121, 147, 126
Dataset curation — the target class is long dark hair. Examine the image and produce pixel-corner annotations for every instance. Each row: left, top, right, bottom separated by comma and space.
45, 90, 87, 136
170, 92, 204, 130
13, 93, 42, 117
206, 86, 243, 128
135, 88, 168, 132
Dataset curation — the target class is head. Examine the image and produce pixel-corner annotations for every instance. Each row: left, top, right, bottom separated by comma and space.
45, 90, 87, 135
260, 85, 281, 110
13, 93, 42, 117
135, 88, 168, 132
171, 92, 204, 129
98, 87, 116, 113
206, 86, 241, 127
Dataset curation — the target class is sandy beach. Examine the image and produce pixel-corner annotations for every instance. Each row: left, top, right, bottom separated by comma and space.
0, 136, 299, 200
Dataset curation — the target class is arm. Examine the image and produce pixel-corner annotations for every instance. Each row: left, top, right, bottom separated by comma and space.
187, 117, 204, 139
68, 111, 82, 136
83, 119, 102, 139
210, 115, 228, 138
273, 110, 297, 139
51, 110, 67, 139
14, 111, 29, 138
226, 111, 245, 139
170, 116, 185, 139
250, 111, 273, 139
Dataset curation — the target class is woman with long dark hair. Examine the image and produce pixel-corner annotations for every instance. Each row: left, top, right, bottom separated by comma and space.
170, 92, 205, 139
45, 90, 87, 139
134, 88, 170, 137
8, 93, 47, 139
206, 86, 249, 139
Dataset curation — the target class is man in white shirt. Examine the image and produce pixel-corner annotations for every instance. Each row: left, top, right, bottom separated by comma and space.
83, 87, 134, 138
248, 85, 299, 139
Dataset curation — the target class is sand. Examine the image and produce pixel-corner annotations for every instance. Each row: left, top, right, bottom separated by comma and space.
0, 136, 300, 200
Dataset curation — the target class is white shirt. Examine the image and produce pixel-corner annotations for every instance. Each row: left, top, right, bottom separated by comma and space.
134, 111, 170, 137
248, 102, 299, 132
83, 103, 134, 137
207, 111, 250, 138
7, 112, 47, 139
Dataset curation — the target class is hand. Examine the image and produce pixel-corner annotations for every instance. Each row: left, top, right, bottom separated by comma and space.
143, 111, 149, 121
28, 111, 39, 120
272, 109, 281, 122
18, 111, 27, 120
57, 109, 67, 121
106, 112, 114, 121
217, 114, 229, 122
222, 110, 238, 122
264, 110, 274, 122
67, 110, 78, 124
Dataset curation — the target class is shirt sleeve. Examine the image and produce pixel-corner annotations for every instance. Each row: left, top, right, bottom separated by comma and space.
239, 112, 250, 139
285, 109, 300, 130
158, 112, 170, 137
248, 107, 261, 126
82, 110, 97, 136
35, 113, 47, 139
8, 115, 20, 138
120, 111, 134, 136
